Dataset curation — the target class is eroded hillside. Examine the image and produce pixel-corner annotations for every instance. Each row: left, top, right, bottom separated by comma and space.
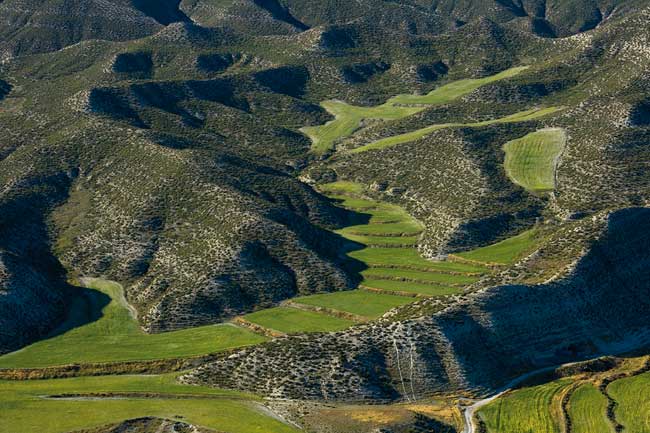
0, 2, 649, 432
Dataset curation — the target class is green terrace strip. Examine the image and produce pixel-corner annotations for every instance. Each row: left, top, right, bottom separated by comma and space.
343, 233, 419, 247
608, 372, 650, 432
293, 290, 413, 319
242, 307, 356, 334
361, 268, 480, 285
348, 247, 487, 273
303, 66, 529, 154
503, 128, 567, 193
0, 374, 299, 433
478, 380, 572, 433
568, 383, 612, 433
360, 279, 459, 297
0, 279, 266, 369
453, 228, 541, 265
351, 107, 563, 154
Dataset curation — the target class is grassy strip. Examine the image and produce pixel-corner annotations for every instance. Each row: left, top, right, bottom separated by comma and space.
388, 66, 529, 105
348, 248, 487, 274
342, 233, 419, 247
0, 374, 297, 433
454, 229, 540, 265
304, 66, 529, 154
607, 372, 650, 432
568, 383, 613, 433
243, 307, 355, 334
339, 222, 423, 237
351, 107, 563, 153
361, 268, 479, 285
0, 279, 266, 369
293, 290, 413, 319
361, 279, 460, 297
478, 380, 571, 433
503, 128, 567, 193
302, 100, 422, 154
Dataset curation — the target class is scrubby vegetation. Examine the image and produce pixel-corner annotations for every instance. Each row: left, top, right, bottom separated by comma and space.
1, 0, 650, 431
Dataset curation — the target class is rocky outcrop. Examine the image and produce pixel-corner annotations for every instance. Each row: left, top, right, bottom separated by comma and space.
185, 207, 650, 400
68, 417, 217, 433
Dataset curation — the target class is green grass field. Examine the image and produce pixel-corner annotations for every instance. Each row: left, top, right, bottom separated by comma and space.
343, 233, 419, 247
455, 229, 540, 265
361, 268, 479, 285
361, 279, 460, 296
293, 290, 413, 319
301, 99, 423, 154
503, 128, 567, 193
303, 66, 529, 154
243, 307, 355, 334
0, 279, 266, 368
348, 247, 487, 273
0, 374, 298, 433
339, 222, 423, 236
351, 107, 562, 153
478, 380, 570, 433
568, 383, 613, 433
608, 372, 650, 432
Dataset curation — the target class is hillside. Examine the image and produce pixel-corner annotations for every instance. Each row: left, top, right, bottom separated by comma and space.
0, 1, 649, 432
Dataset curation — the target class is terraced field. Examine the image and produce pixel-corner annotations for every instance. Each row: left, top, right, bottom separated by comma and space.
477, 357, 650, 433
292, 290, 413, 319
302, 66, 529, 154
0, 279, 266, 368
238, 180, 551, 337
0, 374, 298, 433
503, 128, 567, 193
568, 383, 612, 433
478, 380, 570, 433
608, 372, 650, 432
452, 228, 543, 265
241, 306, 355, 334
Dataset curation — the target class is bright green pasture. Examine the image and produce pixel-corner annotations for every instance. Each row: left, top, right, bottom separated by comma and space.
608, 372, 650, 432
455, 229, 540, 265
348, 247, 487, 273
302, 99, 423, 154
339, 222, 422, 236
0, 374, 298, 433
293, 290, 413, 319
243, 307, 355, 334
479, 380, 571, 433
304, 66, 529, 154
503, 128, 567, 193
388, 66, 529, 105
352, 107, 562, 153
361, 268, 479, 285
568, 383, 612, 433
343, 233, 419, 247
0, 279, 266, 368
361, 279, 459, 296
318, 181, 365, 195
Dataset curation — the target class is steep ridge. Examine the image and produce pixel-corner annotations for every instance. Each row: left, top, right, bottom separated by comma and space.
0, 0, 165, 57
185, 207, 650, 400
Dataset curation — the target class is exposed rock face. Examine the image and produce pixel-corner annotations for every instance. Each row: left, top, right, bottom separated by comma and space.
68, 417, 217, 433
185, 208, 650, 400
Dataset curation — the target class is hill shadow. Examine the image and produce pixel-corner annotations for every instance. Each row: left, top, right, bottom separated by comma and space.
44, 282, 112, 340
